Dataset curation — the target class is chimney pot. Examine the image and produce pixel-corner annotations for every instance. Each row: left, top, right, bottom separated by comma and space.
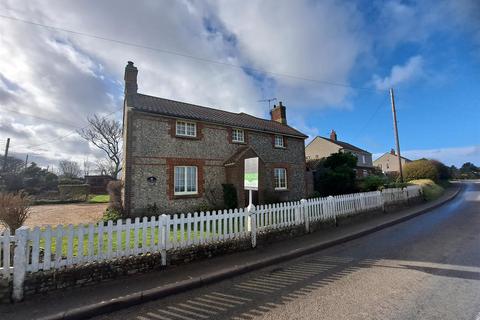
390, 148, 396, 155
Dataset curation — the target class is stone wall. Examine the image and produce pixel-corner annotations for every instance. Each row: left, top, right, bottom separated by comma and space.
0, 194, 423, 304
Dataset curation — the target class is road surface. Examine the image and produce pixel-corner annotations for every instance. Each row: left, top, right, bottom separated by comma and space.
95, 182, 480, 320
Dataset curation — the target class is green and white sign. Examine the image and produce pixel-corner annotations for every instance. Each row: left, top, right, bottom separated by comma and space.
244, 157, 259, 190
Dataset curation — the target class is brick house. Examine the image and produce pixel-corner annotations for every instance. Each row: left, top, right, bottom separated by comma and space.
305, 130, 373, 177
121, 62, 308, 215
373, 149, 412, 174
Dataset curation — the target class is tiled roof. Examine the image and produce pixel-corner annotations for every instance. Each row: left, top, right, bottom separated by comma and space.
316, 136, 370, 154
131, 93, 308, 138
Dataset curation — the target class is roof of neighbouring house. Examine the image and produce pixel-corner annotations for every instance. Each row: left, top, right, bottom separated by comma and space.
308, 136, 371, 154
373, 152, 412, 162
129, 93, 308, 138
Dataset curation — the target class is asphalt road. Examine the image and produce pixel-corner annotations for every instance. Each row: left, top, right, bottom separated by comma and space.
94, 182, 480, 320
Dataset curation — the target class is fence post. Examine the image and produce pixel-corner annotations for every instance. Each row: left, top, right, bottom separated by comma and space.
161, 214, 168, 266
327, 196, 336, 225
380, 190, 386, 212
300, 199, 309, 233
12, 226, 29, 302
247, 205, 256, 248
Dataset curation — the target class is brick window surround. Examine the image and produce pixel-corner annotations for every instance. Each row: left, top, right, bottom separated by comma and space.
272, 135, 288, 149
166, 158, 205, 199
227, 127, 248, 144
271, 163, 290, 192
168, 119, 204, 140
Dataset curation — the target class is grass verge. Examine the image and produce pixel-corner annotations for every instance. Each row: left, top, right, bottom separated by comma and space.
88, 194, 110, 203
408, 179, 445, 201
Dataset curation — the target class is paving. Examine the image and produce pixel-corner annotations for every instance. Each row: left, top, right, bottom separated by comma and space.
0, 183, 464, 320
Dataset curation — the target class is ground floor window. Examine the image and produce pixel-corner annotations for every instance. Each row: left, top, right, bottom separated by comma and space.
274, 168, 287, 190
174, 166, 197, 195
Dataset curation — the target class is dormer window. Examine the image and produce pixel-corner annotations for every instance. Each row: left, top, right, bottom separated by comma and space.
176, 120, 196, 137
274, 135, 285, 148
232, 128, 245, 143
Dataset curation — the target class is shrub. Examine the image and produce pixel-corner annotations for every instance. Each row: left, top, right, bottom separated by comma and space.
106, 180, 123, 212
313, 152, 358, 196
430, 160, 451, 181
0, 192, 31, 234
58, 184, 90, 201
101, 207, 123, 223
222, 184, 238, 209
358, 175, 387, 192
404, 159, 439, 182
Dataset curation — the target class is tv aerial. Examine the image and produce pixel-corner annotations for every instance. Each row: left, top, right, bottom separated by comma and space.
258, 97, 277, 109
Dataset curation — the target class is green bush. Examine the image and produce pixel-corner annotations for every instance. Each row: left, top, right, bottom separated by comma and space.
107, 180, 123, 212
313, 152, 358, 196
222, 184, 238, 209
404, 159, 439, 182
358, 175, 387, 192
58, 184, 90, 201
101, 207, 123, 223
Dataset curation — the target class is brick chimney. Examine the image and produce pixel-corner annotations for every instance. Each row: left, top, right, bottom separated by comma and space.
270, 101, 287, 125
390, 148, 396, 155
124, 61, 138, 95
330, 129, 337, 141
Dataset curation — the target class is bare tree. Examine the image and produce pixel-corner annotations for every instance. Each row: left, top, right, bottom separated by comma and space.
0, 192, 31, 234
58, 160, 82, 179
78, 115, 122, 178
96, 159, 117, 177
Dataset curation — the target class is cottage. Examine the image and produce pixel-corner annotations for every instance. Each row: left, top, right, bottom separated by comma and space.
305, 130, 373, 177
121, 62, 308, 214
373, 149, 412, 174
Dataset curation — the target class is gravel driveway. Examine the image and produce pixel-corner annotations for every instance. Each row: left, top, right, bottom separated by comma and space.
24, 203, 108, 228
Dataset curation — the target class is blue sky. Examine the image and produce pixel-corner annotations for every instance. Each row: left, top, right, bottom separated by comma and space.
0, 0, 478, 170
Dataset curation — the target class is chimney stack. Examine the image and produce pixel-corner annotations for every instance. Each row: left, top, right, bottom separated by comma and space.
124, 61, 138, 95
390, 148, 396, 155
330, 130, 337, 141
270, 101, 287, 125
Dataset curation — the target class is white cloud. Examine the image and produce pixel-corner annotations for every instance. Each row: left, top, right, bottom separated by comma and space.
372, 55, 424, 90
399, 146, 480, 167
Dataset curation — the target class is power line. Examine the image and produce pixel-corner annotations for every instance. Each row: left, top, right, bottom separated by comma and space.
0, 13, 384, 93
17, 108, 122, 150
356, 95, 389, 136
1, 106, 82, 127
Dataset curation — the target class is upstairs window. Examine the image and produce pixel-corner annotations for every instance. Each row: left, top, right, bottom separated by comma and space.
176, 120, 197, 137
232, 128, 245, 143
274, 168, 287, 190
174, 166, 197, 195
362, 155, 366, 164
274, 135, 285, 148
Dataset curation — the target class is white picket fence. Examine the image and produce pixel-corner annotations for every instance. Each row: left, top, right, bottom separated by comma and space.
0, 185, 421, 301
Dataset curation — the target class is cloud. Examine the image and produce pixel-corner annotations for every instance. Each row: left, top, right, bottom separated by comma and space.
372, 55, 424, 90
400, 145, 480, 167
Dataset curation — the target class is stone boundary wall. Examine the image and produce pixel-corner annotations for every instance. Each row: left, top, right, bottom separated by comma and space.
0, 195, 423, 303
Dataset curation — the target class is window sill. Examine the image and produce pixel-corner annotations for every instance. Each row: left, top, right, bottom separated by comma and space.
274, 146, 286, 149
173, 193, 201, 199
232, 141, 247, 144
175, 135, 199, 140
274, 188, 289, 192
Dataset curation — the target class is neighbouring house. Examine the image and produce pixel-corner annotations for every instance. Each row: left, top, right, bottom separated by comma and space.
305, 130, 374, 178
121, 61, 308, 215
373, 149, 412, 174
84, 175, 115, 194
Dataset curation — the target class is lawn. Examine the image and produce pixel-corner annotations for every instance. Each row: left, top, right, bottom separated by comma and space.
88, 194, 110, 203
36, 220, 240, 258
408, 179, 445, 201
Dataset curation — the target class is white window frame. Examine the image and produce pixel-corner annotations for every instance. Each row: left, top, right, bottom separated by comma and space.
274, 168, 287, 190
176, 120, 197, 137
362, 154, 366, 164
174, 166, 198, 195
232, 128, 245, 143
274, 135, 285, 148
362, 169, 368, 177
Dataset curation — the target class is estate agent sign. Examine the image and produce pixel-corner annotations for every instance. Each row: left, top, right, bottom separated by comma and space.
244, 157, 259, 190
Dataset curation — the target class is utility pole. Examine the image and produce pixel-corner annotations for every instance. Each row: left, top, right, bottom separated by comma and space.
2, 138, 10, 172
25, 154, 29, 170
390, 88, 404, 182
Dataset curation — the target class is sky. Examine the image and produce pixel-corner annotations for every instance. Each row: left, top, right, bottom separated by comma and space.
0, 0, 479, 173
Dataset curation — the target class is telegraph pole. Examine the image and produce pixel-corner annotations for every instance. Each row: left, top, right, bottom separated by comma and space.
2, 138, 10, 172
25, 154, 29, 170
390, 88, 404, 182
